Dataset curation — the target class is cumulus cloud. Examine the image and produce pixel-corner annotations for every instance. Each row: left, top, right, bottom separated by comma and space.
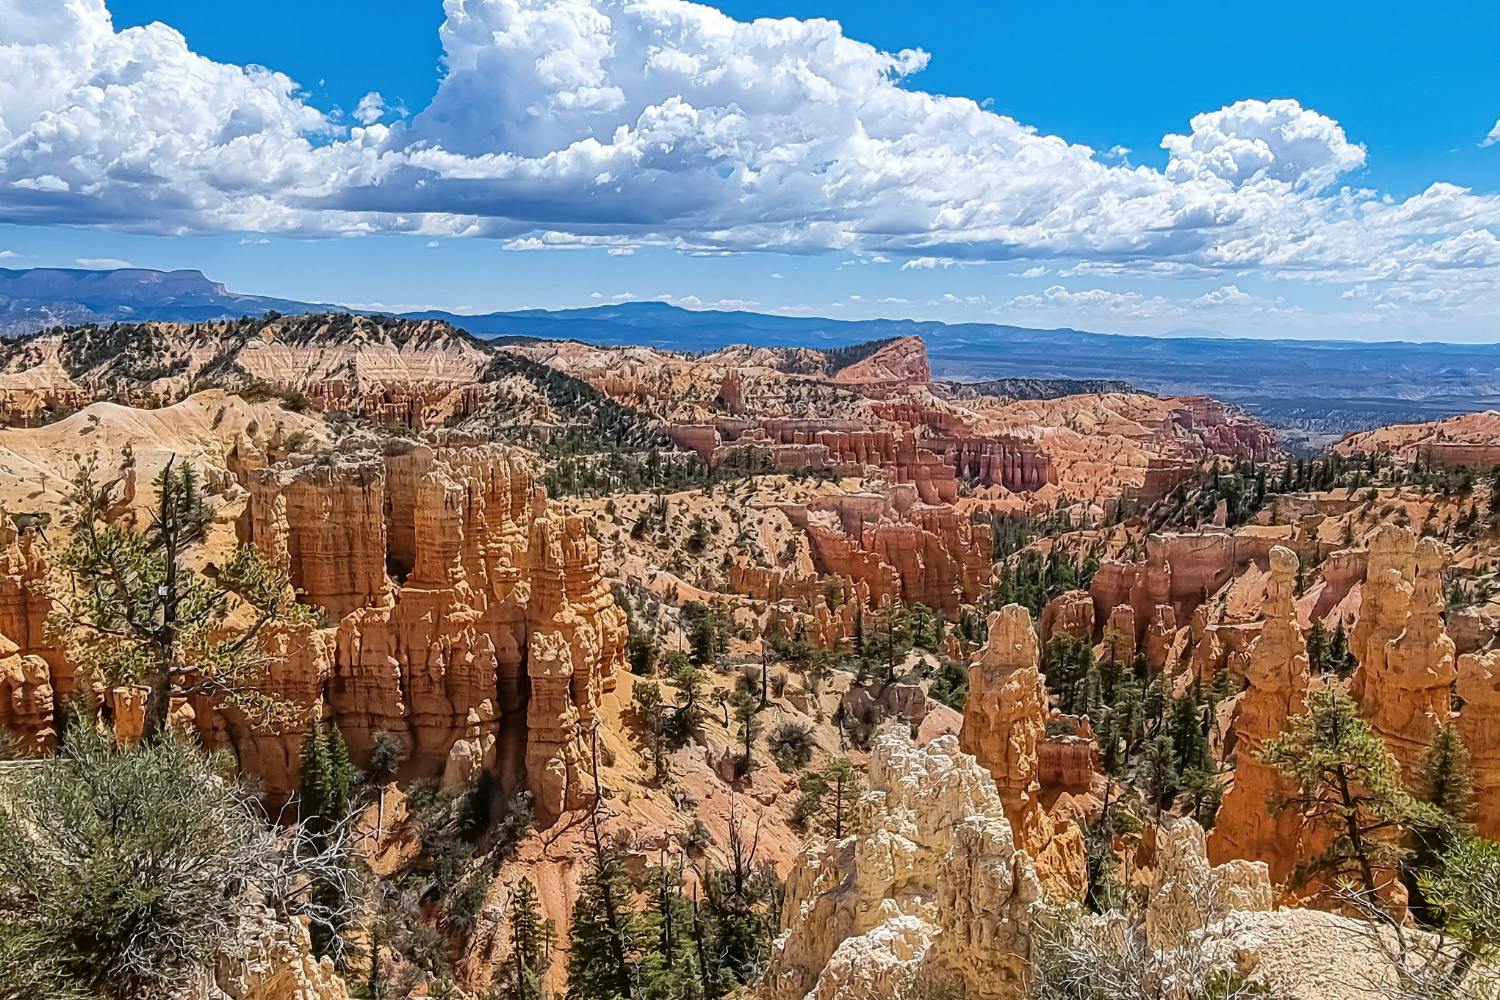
354, 91, 386, 125
1161, 99, 1365, 190
75, 257, 134, 269
0, 0, 1497, 303
1193, 284, 1254, 307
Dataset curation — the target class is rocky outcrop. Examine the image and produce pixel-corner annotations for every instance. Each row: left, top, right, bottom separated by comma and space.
1351, 527, 1457, 777
1457, 650, 1500, 840
961, 606, 1087, 900
764, 725, 1043, 1000
1147, 818, 1273, 950
829, 336, 933, 387
0, 513, 62, 753
208, 903, 351, 1000
237, 443, 625, 814
790, 493, 993, 617
1209, 546, 1316, 883
1040, 589, 1094, 645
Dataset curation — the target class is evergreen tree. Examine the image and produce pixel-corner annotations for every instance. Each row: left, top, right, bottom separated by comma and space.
698, 800, 781, 994
566, 850, 640, 1000
1414, 723, 1476, 831
730, 691, 762, 776
636, 862, 699, 1000
1260, 685, 1439, 897
791, 757, 865, 838
497, 880, 553, 1000
664, 656, 706, 746
48, 457, 308, 742
298, 722, 356, 961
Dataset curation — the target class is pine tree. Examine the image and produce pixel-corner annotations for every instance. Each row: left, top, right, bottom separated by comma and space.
731, 691, 762, 776
566, 850, 639, 1000
636, 861, 699, 1000
48, 457, 309, 742
497, 880, 553, 1000
1407, 722, 1477, 914
297, 722, 356, 961
821, 757, 863, 840
1414, 723, 1476, 830
631, 681, 668, 781
1260, 684, 1439, 897
1305, 619, 1328, 674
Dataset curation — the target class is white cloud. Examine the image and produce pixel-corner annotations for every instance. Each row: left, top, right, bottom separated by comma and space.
1161, 99, 1365, 190
1193, 284, 1254, 307
902, 257, 958, 271
238, 237, 270, 245
770, 272, 784, 279
1020, 265, 1049, 278
354, 91, 386, 125
1484, 119, 1500, 147
74, 257, 134, 269
0, 250, 17, 259
426, 240, 440, 248
0, 0, 1496, 314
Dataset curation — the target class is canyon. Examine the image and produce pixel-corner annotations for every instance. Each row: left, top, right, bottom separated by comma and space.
0, 313, 1498, 999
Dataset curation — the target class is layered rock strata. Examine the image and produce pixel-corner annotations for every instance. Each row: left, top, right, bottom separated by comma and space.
240, 443, 625, 814
1350, 527, 1456, 778
960, 606, 1088, 900
764, 726, 1044, 1000
1208, 546, 1316, 882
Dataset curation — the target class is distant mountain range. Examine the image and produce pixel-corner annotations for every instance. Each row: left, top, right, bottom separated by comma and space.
4, 267, 1499, 438
0, 267, 338, 333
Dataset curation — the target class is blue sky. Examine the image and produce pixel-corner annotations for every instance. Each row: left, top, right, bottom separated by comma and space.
2, 0, 1498, 340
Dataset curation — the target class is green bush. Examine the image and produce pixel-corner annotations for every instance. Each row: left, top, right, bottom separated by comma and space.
0, 726, 349, 999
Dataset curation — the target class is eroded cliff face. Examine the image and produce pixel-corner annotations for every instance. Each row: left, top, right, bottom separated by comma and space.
239, 442, 625, 815
764, 726, 1044, 1000
1350, 527, 1457, 778
960, 606, 1088, 901
765, 727, 1285, 1000
0, 513, 58, 753
1208, 547, 1316, 881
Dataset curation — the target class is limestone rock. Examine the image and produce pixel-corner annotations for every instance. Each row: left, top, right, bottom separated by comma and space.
1209, 546, 1317, 883
207, 903, 350, 1000
764, 725, 1042, 1000
1040, 589, 1094, 645
1147, 817, 1272, 950
1352, 528, 1456, 777
1457, 650, 1500, 840
234, 441, 624, 816
961, 606, 1087, 901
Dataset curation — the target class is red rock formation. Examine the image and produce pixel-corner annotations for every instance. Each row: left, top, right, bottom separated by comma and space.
1208, 547, 1316, 883
789, 492, 992, 617
1037, 714, 1099, 795
830, 336, 932, 387
0, 513, 62, 753
961, 605, 1087, 900
1351, 527, 1456, 778
1457, 650, 1500, 840
1144, 605, 1178, 674
1040, 589, 1095, 645
1098, 604, 1138, 663
237, 443, 624, 814
248, 458, 390, 619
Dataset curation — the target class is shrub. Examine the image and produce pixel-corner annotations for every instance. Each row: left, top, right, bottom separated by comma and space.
768, 722, 816, 772
0, 726, 355, 998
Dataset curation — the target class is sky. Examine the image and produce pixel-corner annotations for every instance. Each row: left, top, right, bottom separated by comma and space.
1, 0, 1498, 341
